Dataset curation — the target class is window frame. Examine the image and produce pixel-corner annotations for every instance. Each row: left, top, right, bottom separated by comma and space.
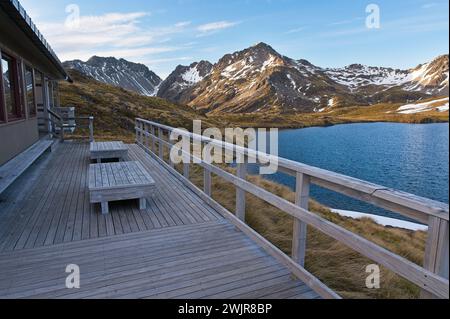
1, 51, 25, 122
0, 48, 5, 123
24, 64, 37, 118
16, 59, 26, 119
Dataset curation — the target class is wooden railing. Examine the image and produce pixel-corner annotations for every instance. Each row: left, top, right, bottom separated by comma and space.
47, 109, 94, 142
135, 118, 449, 299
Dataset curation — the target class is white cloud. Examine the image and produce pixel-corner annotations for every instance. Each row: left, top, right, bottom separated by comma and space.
197, 21, 240, 33
422, 2, 439, 9
61, 47, 182, 63
286, 27, 307, 34
35, 11, 191, 63
175, 21, 192, 28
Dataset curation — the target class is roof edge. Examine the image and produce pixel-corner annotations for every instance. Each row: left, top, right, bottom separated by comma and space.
0, 0, 70, 81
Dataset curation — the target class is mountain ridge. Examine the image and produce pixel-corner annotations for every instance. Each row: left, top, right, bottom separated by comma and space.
158, 43, 448, 113
63, 56, 162, 96
64, 43, 449, 114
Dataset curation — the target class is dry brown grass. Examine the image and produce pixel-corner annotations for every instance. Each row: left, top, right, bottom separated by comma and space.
209, 99, 448, 129
60, 70, 221, 142
178, 163, 427, 299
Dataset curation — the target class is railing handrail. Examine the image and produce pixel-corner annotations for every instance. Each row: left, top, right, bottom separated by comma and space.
46, 108, 94, 142
136, 118, 449, 223
135, 118, 449, 299
48, 108, 62, 121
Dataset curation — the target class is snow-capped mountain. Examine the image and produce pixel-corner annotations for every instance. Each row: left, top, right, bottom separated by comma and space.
324, 65, 410, 92
159, 43, 448, 113
325, 54, 449, 96
63, 56, 162, 96
403, 55, 449, 95
63, 46, 448, 114
157, 61, 213, 104
165, 43, 361, 113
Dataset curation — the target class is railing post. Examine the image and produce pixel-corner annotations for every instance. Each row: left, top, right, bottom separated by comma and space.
89, 116, 94, 142
292, 172, 310, 267
60, 120, 65, 142
236, 161, 247, 221
422, 217, 449, 298
135, 119, 139, 144
151, 125, 156, 153
143, 123, 148, 149
204, 169, 212, 197
140, 121, 144, 146
167, 131, 175, 168
158, 128, 164, 159
183, 163, 190, 179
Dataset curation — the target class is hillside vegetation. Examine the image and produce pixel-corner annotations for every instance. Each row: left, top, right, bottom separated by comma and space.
60, 70, 432, 299
210, 100, 448, 129
60, 70, 220, 142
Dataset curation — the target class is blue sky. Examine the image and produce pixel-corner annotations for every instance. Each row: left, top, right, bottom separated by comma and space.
20, 0, 449, 78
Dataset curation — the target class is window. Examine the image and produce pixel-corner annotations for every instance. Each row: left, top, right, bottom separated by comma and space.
0, 52, 4, 123
52, 81, 59, 108
1, 53, 24, 121
2, 54, 16, 119
16, 60, 25, 117
25, 65, 36, 117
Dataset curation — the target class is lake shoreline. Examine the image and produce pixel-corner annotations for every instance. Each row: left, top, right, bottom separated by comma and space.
279, 117, 449, 131
221, 116, 449, 131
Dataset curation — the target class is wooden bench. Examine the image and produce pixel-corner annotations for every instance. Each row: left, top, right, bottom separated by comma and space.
90, 141, 128, 163
88, 161, 156, 215
0, 139, 54, 195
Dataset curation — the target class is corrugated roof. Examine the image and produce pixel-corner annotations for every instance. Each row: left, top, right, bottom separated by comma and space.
0, 0, 71, 82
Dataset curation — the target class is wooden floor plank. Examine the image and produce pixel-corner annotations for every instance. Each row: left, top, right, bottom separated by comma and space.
0, 142, 321, 299
0, 220, 317, 299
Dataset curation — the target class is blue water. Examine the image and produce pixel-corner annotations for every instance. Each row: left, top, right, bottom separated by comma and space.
250, 123, 449, 220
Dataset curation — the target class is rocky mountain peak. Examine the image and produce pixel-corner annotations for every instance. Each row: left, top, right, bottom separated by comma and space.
159, 44, 448, 114
405, 54, 448, 94
156, 60, 214, 103
63, 56, 162, 96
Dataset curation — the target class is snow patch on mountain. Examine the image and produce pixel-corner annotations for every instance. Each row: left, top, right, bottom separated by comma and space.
181, 66, 205, 84
325, 55, 449, 95
157, 61, 213, 103
325, 65, 410, 91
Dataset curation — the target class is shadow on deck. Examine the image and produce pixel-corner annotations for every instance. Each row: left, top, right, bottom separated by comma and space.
0, 142, 319, 299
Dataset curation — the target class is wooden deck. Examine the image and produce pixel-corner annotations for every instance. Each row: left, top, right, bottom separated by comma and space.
0, 142, 319, 299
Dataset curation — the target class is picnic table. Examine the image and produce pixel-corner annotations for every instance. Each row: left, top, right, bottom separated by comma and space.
90, 141, 128, 163
88, 161, 156, 214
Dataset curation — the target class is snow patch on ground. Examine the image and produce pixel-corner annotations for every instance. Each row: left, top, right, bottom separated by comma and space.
331, 209, 428, 231
396, 97, 449, 114
328, 97, 335, 107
